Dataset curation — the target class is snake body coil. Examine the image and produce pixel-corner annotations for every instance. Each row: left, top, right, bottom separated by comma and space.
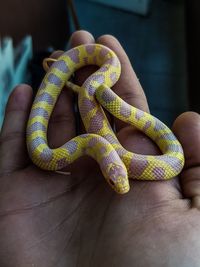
26, 44, 184, 194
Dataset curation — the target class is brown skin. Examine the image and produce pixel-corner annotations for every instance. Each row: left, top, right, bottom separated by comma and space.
0, 30, 200, 267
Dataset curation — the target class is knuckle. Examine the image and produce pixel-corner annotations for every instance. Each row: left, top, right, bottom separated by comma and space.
49, 114, 74, 124
0, 131, 24, 145
118, 90, 137, 103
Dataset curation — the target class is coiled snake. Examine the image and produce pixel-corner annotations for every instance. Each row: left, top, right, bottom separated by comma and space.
26, 44, 184, 194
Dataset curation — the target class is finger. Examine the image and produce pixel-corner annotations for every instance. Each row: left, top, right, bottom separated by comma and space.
70, 30, 96, 84
97, 34, 149, 131
69, 30, 97, 133
172, 112, 200, 207
45, 50, 76, 148
0, 84, 33, 173
117, 127, 182, 202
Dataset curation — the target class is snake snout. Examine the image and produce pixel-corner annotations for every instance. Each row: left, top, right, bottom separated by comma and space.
107, 163, 130, 194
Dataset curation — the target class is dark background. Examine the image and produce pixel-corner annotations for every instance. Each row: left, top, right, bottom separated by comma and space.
0, 0, 70, 50
0, 0, 199, 124
186, 0, 200, 114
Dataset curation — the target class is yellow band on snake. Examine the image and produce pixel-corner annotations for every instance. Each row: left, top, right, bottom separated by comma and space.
26, 44, 184, 194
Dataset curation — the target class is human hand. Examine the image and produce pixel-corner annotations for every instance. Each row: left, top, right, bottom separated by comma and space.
0, 30, 200, 267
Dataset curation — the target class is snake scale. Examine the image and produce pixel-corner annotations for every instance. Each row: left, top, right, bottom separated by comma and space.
26, 44, 185, 194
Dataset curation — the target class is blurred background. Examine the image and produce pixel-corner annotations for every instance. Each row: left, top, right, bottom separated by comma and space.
0, 0, 199, 128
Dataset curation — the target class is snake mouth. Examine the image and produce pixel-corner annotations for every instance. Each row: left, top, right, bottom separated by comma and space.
109, 179, 115, 186
108, 177, 130, 194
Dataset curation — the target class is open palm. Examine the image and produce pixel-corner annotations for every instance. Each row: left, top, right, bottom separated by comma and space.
0, 31, 200, 267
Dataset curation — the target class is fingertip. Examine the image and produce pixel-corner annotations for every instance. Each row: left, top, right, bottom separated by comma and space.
172, 112, 200, 140
2, 84, 33, 134
49, 50, 64, 59
6, 84, 33, 112
172, 112, 200, 168
174, 112, 200, 204
173, 111, 200, 125
69, 30, 95, 47
97, 34, 120, 44
0, 84, 33, 172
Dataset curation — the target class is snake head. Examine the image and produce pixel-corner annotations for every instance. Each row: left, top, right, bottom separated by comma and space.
106, 163, 130, 194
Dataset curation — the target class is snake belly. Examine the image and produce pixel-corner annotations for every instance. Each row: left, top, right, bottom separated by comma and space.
26, 44, 185, 194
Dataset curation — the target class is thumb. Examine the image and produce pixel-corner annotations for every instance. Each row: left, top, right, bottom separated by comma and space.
0, 84, 33, 174
172, 112, 200, 208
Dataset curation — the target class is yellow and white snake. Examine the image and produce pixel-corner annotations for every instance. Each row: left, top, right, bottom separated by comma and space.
26, 44, 185, 194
